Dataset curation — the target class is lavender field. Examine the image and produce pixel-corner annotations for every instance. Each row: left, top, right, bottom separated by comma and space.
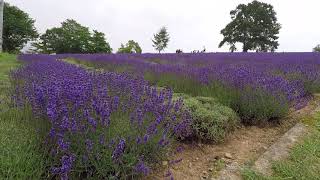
2, 0, 320, 179
61, 53, 320, 122
5, 53, 319, 179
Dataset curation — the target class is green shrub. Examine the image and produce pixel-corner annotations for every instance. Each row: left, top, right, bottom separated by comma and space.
174, 93, 240, 143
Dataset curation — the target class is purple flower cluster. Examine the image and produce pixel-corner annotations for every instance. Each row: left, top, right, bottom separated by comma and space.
112, 138, 125, 161
12, 54, 192, 179
58, 52, 320, 109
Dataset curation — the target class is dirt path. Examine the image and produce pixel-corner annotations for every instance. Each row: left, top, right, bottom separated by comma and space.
148, 96, 320, 180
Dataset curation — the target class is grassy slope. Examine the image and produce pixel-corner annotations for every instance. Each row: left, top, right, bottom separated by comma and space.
242, 110, 320, 180
0, 53, 47, 179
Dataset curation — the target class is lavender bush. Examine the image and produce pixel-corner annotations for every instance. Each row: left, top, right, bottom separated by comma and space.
174, 93, 240, 142
12, 54, 192, 179
60, 53, 320, 124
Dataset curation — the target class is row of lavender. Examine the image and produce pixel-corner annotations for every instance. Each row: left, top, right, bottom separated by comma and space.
59, 53, 320, 123
12, 54, 192, 179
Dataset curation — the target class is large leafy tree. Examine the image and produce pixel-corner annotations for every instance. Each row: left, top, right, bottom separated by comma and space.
34, 28, 64, 54
117, 40, 142, 54
313, 44, 320, 52
3, 3, 38, 53
219, 1, 281, 52
89, 30, 112, 53
152, 27, 169, 53
35, 19, 112, 54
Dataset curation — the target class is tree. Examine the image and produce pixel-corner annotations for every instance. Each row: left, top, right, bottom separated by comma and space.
35, 19, 112, 54
218, 1, 281, 52
3, 3, 38, 53
89, 30, 112, 53
117, 40, 142, 54
33, 28, 64, 54
313, 44, 320, 52
228, 43, 237, 53
152, 27, 169, 53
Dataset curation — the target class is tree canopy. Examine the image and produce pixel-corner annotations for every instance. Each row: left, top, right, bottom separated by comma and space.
313, 44, 320, 52
34, 19, 112, 54
218, 0, 281, 52
3, 3, 38, 53
117, 40, 142, 53
152, 27, 169, 53
89, 30, 113, 53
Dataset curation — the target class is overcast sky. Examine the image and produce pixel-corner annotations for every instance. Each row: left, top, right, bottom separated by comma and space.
6, 0, 320, 53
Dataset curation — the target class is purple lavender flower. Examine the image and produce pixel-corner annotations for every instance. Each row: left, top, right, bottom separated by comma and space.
112, 139, 126, 161
85, 139, 94, 152
134, 160, 150, 175
58, 138, 70, 151
136, 137, 142, 144
87, 116, 97, 130
99, 135, 105, 145
112, 96, 120, 110
143, 134, 149, 143
51, 155, 75, 179
61, 116, 70, 130
176, 146, 184, 153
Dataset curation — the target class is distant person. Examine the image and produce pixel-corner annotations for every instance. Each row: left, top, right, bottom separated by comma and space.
176, 49, 183, 54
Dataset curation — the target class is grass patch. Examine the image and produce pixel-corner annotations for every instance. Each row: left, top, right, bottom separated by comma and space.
64, 58, 135, 74
0, 53, 48, 179
0, 53, 20, 96
0, 107, 49, 179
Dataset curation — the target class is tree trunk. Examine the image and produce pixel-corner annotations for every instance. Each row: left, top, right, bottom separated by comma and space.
243, 43, 249, 52
0, 0, 4, 53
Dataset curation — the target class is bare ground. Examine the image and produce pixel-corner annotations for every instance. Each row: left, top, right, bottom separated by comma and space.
147, 95, 320, 180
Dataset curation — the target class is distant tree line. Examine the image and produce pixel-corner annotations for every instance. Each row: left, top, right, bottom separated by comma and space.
33, 19, 112, 54
2, 3, 143, 54
2, 1, 319, 54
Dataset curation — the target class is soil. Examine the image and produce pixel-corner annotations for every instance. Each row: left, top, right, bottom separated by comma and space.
147, 95, 320, 180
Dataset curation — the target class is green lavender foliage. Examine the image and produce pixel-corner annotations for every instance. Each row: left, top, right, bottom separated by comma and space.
174, 93, 240, 142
